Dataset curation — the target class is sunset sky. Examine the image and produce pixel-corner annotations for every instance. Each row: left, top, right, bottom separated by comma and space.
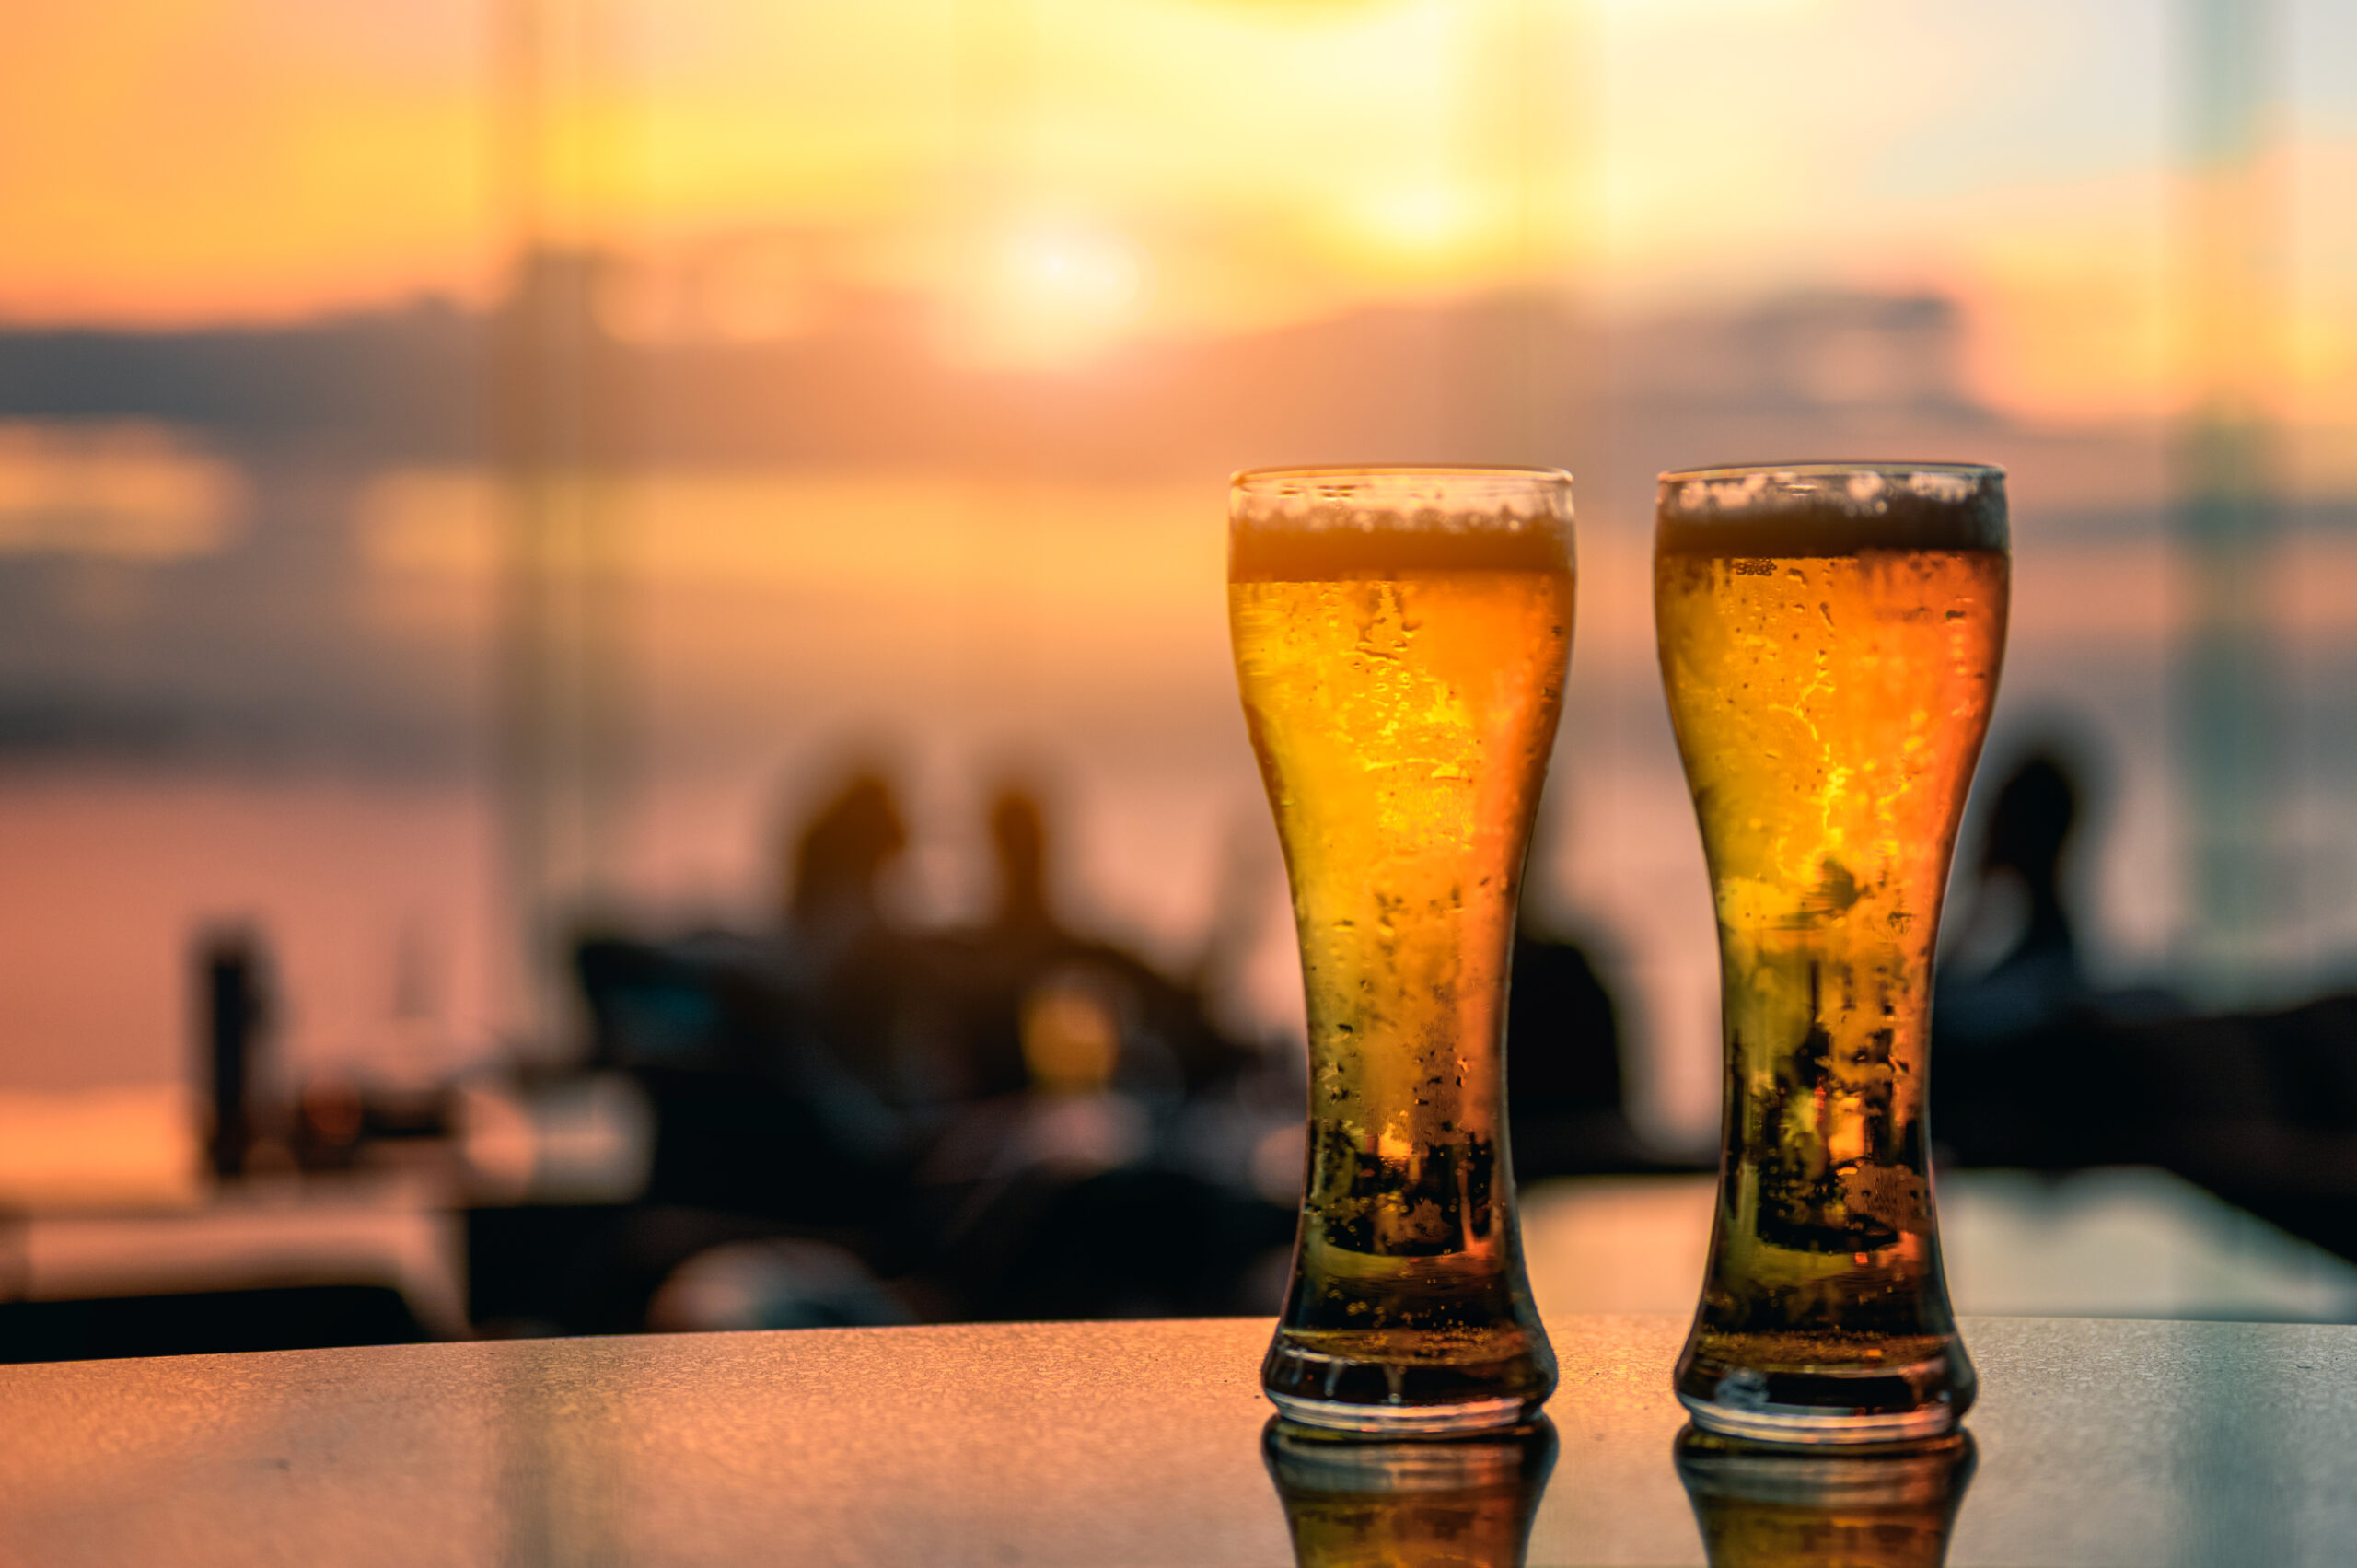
6, 0, 2355, 428
7, 0, 2357, 1105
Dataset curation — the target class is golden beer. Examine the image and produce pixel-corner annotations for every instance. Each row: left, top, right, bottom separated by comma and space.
1656, 463, 2007, 1444
1231, 466, 1573, 1434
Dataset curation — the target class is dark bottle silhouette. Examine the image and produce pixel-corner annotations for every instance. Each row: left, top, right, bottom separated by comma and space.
201, 929, 274, 1179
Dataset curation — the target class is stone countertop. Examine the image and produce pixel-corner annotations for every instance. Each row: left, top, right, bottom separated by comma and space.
2, 1313, 2353, 1566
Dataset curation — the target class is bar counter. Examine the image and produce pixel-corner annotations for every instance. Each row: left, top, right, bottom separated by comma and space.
3, 1314, 2352, 1565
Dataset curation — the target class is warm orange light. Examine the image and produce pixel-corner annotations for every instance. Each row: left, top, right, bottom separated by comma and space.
0, 0, 2351, 431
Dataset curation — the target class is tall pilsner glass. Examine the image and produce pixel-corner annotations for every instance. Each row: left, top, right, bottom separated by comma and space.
1231, 466, 1572, 1435
1657, 462, 2008, 1444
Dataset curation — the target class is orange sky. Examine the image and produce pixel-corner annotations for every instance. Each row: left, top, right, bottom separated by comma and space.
3, 0, 2354, 427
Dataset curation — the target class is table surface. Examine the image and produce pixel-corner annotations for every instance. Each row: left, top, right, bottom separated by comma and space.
2, 1313, 2352, 1567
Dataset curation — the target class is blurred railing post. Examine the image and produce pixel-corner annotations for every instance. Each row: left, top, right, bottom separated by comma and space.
201, 929, 273, 1180
492, 0, 636, 1053
2175, 0, 2287, 1000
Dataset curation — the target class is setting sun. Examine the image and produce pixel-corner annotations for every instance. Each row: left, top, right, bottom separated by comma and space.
9, 0, 2349, 428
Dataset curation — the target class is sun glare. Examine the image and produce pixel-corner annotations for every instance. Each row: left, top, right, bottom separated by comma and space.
954, 222, 1154, 369
0, 0, 2349, 425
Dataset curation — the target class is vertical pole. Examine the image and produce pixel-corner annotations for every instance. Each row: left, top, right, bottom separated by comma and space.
202, 931, 268, 1179
492, 0, 633, 1052
2176, 0, 2286, 998
575, 0, 636, 929
492, 0, 552, 1049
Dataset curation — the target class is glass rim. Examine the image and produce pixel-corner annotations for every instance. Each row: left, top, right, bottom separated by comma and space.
1232, 463, 1573, 495
1656, 459, 2003, 484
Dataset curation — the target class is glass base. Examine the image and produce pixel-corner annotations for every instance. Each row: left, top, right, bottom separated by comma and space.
1678, 1388, 1964, 1446
1269, 1391, 1541, 1437
1675, 1333, 1972, 1446
1262, 1328, 1555, 1436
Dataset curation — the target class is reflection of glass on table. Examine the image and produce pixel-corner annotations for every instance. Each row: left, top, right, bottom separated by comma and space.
1231, 466, 1573, 1434
1675, 1426, 1976, 1568
1264, 1416, 1557, 1568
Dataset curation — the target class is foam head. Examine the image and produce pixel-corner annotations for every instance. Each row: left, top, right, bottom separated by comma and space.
1656, 462, 2006, 557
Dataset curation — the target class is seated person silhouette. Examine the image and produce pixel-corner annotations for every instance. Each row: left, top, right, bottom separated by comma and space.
911, 783, 1284, 1317
1505, 911, 1655, 1178
777, 768, 959, 1109
783, 770, 909, 972
1937, 749, 2091, 1049
956, 783, 1252, 1100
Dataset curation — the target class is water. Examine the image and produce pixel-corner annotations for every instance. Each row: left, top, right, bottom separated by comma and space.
6, 463, 2357, 1156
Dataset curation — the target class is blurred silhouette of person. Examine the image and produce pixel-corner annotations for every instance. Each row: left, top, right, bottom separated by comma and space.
1503, 803, 1655, 1176
1926, 737, 2357, 1253
955, 780, 1253, 1100
784, 769, 909, 969
775, 767, 958, 1109
1931, 742, 2131, 1170
1506, 912, 1655, 1176
988, 786, 1056, 944
527, 768, 930, 1330
951, 784, 1101, 1099
1937, 749, 2092, 1048
908, 778, 1283, 1317
563, 762, 1286, 1330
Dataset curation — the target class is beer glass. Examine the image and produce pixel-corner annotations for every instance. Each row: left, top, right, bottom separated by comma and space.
1676, 1428, 1977, 1568
1231, 465, 1572, 1435
1264, 1416, 1558, 1568
1656, 462, 2008, 1444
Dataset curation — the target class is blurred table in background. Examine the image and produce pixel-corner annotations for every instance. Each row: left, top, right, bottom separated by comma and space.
0, 1070, 655, 1360
2, 1314, 2354, 1566
1524, 1167, 2357, 1323
10, 1164, 2356, 1367
2, 1173, 467, 1341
